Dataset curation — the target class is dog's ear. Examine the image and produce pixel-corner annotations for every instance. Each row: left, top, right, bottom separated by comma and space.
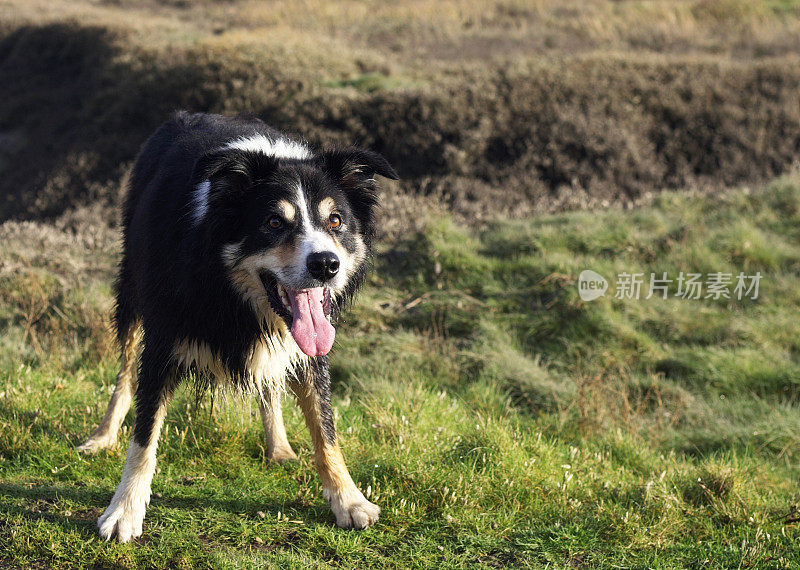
321, 148, 398, 239
321, 147, 399, 187
194, 149, 279, 195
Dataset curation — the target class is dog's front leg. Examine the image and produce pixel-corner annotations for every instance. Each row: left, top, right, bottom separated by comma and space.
78, 323, 142, 453
97, 338, 175, 543
290, 358, 379, 529
258, 392, 297, 463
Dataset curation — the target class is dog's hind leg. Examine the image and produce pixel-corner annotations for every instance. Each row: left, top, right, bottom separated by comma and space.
258, 393, 297, 463
98, 335, 176, 543
78, 322, 142, 453
290, 358, 379, 529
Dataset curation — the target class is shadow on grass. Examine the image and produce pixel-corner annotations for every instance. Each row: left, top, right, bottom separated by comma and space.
0, 482, 106, 535
0, 481, 335, 536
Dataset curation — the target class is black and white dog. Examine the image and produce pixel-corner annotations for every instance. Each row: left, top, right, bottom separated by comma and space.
77, 111, 398, 542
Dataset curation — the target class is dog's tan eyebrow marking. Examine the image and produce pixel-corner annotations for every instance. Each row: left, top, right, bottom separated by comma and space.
318, 197, 337, 219
276, 199, 296, 222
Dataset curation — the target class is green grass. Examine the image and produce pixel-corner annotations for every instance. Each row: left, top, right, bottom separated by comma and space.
4, 178, 800, 567
324, 72, 409, 93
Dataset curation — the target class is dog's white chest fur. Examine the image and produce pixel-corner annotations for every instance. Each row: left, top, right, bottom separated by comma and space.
172, 330, 309, 397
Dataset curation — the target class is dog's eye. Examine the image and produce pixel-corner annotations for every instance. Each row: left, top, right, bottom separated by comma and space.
268, 216, 283, 229
329, 213, 342, 230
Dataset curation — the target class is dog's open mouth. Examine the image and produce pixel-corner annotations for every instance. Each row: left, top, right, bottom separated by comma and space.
260, 273, 334, 357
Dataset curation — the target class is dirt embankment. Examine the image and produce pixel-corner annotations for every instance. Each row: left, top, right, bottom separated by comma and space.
1, 21, 799, 226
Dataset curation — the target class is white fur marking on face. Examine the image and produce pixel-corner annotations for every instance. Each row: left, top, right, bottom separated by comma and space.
291, 183, 353, 291
192, 180, 211, 225
295, 182, 314, 234
225, 134, 312, 160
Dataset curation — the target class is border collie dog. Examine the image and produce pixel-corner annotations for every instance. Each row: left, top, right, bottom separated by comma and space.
77, 111, 398, 542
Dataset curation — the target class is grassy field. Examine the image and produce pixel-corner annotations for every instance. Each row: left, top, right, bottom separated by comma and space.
2, 176, 800, 567
3, 0, 800, 567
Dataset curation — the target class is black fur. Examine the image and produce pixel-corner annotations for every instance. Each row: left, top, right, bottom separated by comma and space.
309, 357, 336, 446
118, 111, 397, 447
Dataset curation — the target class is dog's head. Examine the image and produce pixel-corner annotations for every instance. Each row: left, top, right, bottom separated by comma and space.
193, 141, 398, 357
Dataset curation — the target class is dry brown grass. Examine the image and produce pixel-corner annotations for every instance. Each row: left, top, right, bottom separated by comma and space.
7, 0, 800, 65
0, 217, 118, 367
1, 0, 799, 226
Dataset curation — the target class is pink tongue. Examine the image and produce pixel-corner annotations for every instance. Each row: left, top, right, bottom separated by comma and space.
288, 288, 335, 357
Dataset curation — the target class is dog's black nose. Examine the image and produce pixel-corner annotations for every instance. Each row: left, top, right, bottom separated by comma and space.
307, 251, 340, 282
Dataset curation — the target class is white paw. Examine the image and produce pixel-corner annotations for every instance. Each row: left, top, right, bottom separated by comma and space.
77, 434, 116, 454
97, 495, 148, 543
324, 488, 380, 529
